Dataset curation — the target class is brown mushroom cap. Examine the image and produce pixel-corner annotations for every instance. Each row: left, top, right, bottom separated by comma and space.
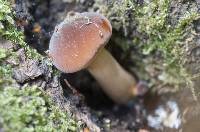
49, 12, 112, 73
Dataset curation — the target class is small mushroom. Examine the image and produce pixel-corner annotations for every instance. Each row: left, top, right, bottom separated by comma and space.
49, 12, 146, 104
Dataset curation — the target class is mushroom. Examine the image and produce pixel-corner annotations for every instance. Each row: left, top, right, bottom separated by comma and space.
49, 12, 146, 104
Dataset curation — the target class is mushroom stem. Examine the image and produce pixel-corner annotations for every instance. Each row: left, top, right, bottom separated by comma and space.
87, 48, 138, 103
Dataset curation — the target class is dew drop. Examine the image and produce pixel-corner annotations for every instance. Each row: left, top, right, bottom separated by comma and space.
99, 30, 103, 38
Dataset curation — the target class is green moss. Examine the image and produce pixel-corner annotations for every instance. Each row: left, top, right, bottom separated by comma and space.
0, 0, 24, 44
0, 64, 12, 86
0, 46, 13, 86
0, 48, 7, 59
0, 0, 42, 59
96, 0, 199, 94
135, 0, 198, 61
0, 1, 79, 131
0, 0, 43, 87
0, 86, 78, 132
135, 0, 170, 36
134, 0, 199, 86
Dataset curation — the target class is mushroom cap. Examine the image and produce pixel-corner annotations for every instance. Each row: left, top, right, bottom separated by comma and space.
49, 12, 112, 73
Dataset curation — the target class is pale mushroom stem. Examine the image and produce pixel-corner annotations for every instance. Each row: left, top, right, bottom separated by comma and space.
87, 48, 138, 103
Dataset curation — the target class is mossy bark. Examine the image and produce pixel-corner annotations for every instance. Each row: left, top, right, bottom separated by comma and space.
1, 0, 200, 131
